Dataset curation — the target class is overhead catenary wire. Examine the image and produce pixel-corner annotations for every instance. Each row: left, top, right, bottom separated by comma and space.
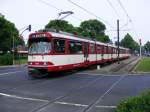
37, 0, 62, 11
105, 0, 129, 30
106, 0, 120, 18
117, 0, 132, 21
37, 0, 82, 22
116, 0, 138, 37
38, 0, 137, 38
67, 0, 115, 29
130, 22, 138, 37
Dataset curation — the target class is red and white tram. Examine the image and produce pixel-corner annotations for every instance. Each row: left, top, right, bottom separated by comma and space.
28, 30, 130, 77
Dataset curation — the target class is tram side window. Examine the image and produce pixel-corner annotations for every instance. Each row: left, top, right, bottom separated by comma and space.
97, 45, 102, 54
69, 41, 82, 54
113, 48, 116, 54
53, 39, 65, 54
90, 44, 95, 54
109, 47, 113, 54
113, 48, 115, 54
104, 46, 108, 54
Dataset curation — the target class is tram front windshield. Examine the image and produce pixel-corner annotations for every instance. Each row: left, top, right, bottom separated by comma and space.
29, 39, 51, 55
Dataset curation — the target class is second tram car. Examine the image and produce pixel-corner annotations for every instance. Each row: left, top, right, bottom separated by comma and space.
28, 30, 130, 77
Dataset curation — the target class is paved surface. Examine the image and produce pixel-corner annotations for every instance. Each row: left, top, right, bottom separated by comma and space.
0, 66, 150, 112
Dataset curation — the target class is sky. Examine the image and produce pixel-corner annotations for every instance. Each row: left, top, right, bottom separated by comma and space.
0, 0, 150, 45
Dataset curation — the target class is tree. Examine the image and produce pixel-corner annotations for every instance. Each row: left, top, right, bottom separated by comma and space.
144, 41, 150, 53
45, 20, 74, 33
96, 33, 110, 43
121, 33, 139, 53
80, 19, 110, 43
80, 19, 106, 35
45, 19, 110, 43
0, 16, 24, 53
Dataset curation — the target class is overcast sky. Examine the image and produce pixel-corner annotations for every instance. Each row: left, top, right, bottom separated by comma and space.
0, 0, 150, 44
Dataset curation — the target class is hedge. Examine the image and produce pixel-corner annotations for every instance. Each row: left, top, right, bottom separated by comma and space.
0, 54, 13, 65
116, 90, 150, 112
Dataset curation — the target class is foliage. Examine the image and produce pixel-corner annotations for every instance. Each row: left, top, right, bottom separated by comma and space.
144, 41, 150, 53
121, 33, 140, 53
0, 54, 13, 65
14, 59, 27, 65
116, 89, 150, 112
0, 53, 27, 65
45, 19, 75, 33
45, 19, 110, 43
73, 27, 84, 36
80, 19, 110, 43
80, 19, 106, 35
96, 33, 110, 43
0, 16, 24, 53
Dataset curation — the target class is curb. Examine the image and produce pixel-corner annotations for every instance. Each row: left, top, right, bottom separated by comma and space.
131, 72, 150, 74
0, 64, 27, 68
129, 57, 141, 73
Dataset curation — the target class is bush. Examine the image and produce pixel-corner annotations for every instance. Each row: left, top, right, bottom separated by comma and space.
116, 90, 150, 112
0, 54, 13, 65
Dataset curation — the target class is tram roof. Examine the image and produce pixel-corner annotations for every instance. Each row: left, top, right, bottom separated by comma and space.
35, 29, 129, 50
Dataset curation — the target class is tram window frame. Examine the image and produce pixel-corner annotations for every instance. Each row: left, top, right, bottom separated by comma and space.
96, 45, 103, 54
109, 47, 112, 54
89, 43, 95, 54
53, 38, 66, 54
68, 40, 83, 54
120, 49, 122, 54
108, 46, 111, 54
113, 48, 116, 54
104, 46, 108, 54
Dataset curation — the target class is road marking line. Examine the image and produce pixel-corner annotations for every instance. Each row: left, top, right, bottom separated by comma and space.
0, 71, 23, 76
95, 105, 116, 108
0, 92, 49, 102
76, 73, 122, 77
96, 75, 126, 99
55, 101, 88, 107
55, 101, 117, 109
83, 75, 126, 112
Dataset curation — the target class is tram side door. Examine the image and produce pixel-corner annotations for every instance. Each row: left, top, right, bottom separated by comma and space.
84, 42, 89, 64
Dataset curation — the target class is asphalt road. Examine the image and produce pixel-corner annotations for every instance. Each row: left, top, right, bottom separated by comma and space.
0, 66, 150, 112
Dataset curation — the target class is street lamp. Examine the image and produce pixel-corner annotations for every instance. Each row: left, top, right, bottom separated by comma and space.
13, 25, 31, 65
20, 25, 32, 36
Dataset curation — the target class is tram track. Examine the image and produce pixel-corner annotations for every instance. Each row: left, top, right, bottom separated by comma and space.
31, 75, 105, 112
0, 67, 110, 112
111, 57, 139, 73
81, 75, 126, 112
30, 74, 124, 112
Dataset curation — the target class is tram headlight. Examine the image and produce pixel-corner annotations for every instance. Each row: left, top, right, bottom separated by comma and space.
29, 62, 32, 65
43, 62, 47, 65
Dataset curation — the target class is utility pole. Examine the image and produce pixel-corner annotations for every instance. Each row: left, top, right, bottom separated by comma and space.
139, 39, 142, 58
13, 35, 15, 65
117, 19, 120, 64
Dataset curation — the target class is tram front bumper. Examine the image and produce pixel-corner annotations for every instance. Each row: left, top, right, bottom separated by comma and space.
28, 67, 48, 78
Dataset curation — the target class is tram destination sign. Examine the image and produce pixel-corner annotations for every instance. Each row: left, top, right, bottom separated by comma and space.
31, 34, 47, 38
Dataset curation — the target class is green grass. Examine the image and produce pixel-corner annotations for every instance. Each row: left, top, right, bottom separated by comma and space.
0, 54, 27, 66
14, 59, 27, 65
135, 57, 150, 72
